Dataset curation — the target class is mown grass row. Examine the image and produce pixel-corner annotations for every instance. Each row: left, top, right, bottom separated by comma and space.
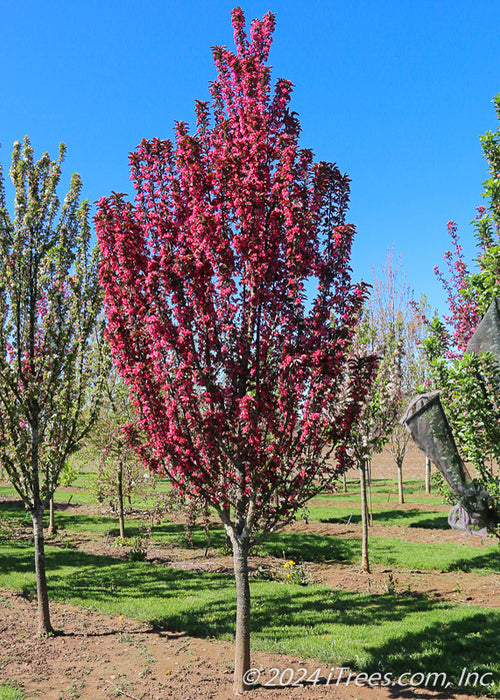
0, 474, 440, 507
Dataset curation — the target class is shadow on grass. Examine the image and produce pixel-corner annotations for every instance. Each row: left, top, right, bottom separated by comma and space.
407, 516, 450, 529
150, 582, 449, 639
0, 499, 29, 524
46, 511, 122, 534
448, 550, 500, 573
2, 541, 499, 694
0, 543, 233, 604
259, 532, 359, 562
153, 589, 500, 695
151, 521, 225, 549
0, 501, 121, 535
368, 613, 500, 697
316, 509, 449, 529
0, 542, 125, 576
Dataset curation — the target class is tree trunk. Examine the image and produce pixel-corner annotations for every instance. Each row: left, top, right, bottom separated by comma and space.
342, 473, 348, 493
232, 535, 251, 695
46, 495, 56, 536
397, 459, 405, 504
367, 460, 373, 526
223, 505, 232, 553
32, 504, 54, 635
425, 457, 432, 494
30, 418, 54, 635
203, 502, 212, 557
359, 458, 370, 573
118, 463, 126, 540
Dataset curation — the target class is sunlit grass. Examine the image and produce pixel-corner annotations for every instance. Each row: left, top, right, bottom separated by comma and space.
261, 530, 500, 573
0, 685, 26, 700
311, 481, 443, 506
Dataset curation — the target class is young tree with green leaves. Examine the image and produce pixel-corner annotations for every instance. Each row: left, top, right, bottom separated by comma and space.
422, 93, 500, 533
0, 138, 104, 634
346, 320, 403, 572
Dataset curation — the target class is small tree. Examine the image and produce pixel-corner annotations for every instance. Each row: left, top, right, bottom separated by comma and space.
422, 93, 500, 531
0, 138, 104, 634
93, 367, 158, 539
347, 321, 403, 572
369, 249, 430, 502
96, 8, 375, 693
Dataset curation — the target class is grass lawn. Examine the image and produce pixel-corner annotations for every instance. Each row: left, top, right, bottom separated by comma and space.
1, 495, 498, 575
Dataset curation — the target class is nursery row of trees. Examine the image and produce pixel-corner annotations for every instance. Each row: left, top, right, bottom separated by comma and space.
1, 7, 499, 694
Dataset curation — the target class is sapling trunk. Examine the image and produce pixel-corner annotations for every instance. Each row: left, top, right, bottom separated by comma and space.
32, 505, 54, 635
231, 535, 251, 695
118, 462, 126, 540
397, 459, 405, 504
203, 502, 211, 557
367, 461, 374, 527
47, 495, 56, 536
359, 458, 370, 573
223, 505, 232, 553
425, 457, 432, 494
30, 421, 54, 635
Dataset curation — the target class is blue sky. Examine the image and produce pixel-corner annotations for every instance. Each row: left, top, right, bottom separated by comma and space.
1, 0, 499, 314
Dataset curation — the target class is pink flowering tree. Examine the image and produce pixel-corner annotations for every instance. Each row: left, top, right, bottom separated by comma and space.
96, 8, 375, 693
432, 220, 481, 357
0, 138, 105, 634
430, 96, 500, 358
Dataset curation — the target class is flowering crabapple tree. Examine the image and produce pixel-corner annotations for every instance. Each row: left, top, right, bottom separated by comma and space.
0, 138, 104, 635
430, 95, 500, 358
96, 8, 375, 693
432, 220, 481, 357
